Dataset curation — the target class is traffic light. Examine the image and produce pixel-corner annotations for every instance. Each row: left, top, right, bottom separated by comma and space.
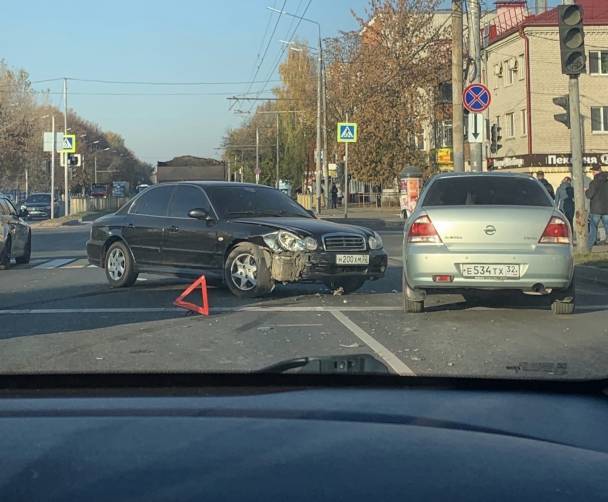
553, 95, 570, 128
558, 4, 586, 75
490, 124, 502, 154
67, 154, 82, 167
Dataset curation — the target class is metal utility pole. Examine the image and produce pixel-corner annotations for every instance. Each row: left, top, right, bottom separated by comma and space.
315, 32, 322, 213
94, 155, 98, 184
25, 168, 28, 199
468, 0, 483, 171
322, 56, 329, 208
276, 113, 280, 188
50, 115, 56, 220
255, 126, 260, 184
452, 0, 464, 172
344, 112, 349, 219
227, 159, 231, 182
63, 77, 69, 215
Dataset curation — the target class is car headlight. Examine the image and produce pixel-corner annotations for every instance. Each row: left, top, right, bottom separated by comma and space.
263, 231, 317, 252
368, 231, 383, 250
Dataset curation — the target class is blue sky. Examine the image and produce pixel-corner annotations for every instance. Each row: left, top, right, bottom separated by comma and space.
1, 0, 560, 163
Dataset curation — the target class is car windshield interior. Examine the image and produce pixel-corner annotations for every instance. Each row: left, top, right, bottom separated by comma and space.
25, 194, 50, 204
423, 177, 552, 207
204, 186, 311, 218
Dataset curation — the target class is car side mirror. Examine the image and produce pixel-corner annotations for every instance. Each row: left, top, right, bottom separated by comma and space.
306, 209, 316, 218
188, 208, 214, 221
18, 208, 28, 218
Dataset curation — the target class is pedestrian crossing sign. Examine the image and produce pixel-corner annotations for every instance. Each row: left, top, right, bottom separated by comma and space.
337, 122, 358, 143
62, 134, 76, 153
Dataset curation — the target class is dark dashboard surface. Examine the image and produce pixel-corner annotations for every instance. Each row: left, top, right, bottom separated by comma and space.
0, 382, 607, 501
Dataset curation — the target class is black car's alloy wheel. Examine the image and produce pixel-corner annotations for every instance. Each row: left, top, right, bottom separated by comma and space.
0, 236, 10, 270
15, 233, 31, 265
225, 243, 273, 298
105, 241, 138, 288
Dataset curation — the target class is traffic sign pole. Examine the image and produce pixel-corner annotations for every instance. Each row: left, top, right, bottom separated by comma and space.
50, 115, 55, 220
344, 113, 349, 218
64, 78, 69, 216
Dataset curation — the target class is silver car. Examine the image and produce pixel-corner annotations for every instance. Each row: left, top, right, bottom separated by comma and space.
402, 172, 574, 315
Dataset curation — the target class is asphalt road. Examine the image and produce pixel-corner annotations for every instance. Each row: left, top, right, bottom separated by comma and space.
1, 223, 607, 379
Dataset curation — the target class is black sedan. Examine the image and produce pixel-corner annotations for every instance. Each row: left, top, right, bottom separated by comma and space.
20, 193, 60, 220
86, 182, 387, 297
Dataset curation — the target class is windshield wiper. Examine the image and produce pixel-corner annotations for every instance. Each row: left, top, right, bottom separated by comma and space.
257, 354, 390, 374
226, 210, 257, 217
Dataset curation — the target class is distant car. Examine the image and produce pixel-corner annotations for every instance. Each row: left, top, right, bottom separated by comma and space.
136, 184, 150, 193
90, 184, 110, 198
0, 196, 31, 269
402, 172, 575, 315
21, 193, 59, 220
87, 182, 387, 296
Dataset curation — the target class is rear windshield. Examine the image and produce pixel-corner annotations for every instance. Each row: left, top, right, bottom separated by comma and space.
422, 177, 552, 207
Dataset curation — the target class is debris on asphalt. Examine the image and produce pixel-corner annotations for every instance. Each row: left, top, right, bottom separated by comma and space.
410, 356, 421, 361
448, 362, 455, 367
95, 357, 104, 361
257, 326, 274, 332
339, 342, 361, 348
343, 299, 348, 303
333, 287, 344, 296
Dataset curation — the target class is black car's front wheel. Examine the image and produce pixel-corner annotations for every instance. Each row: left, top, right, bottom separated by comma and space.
225, 243, 273, 298
104, 241, 138, 288
324, 276, 366, 294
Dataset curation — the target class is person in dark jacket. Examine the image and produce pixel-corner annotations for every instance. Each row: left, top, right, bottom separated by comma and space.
555, 176, 574, 228
586, 165, 608, 248
536, 171, 555, 199
330, 183, 338, 209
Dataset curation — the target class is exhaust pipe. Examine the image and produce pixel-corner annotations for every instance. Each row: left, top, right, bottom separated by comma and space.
524, 283, 550, 296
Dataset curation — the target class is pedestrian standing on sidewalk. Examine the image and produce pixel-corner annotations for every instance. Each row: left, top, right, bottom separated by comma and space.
331, 183, 338, 209
555, 176, 574, 228
536, 171, 555, 199
586, 165, 608, 249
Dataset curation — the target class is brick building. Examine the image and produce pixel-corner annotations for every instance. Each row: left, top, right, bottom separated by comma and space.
482, 0, 608, 187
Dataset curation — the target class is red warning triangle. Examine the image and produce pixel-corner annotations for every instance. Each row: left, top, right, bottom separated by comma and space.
174, 275, 209, 316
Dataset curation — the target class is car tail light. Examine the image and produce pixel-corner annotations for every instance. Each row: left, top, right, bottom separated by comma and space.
408, 215, 442, 243
433, 275, 453, 283
539, 217, 570, 244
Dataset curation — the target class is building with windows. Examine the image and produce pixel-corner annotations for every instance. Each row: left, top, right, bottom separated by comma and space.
482, 0, 608, 186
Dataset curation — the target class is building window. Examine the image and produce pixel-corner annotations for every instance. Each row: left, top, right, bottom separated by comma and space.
505, 60, 515, 85
521, 109, 527, 135
435, 120, 452, 148
506, 113, 515, 137
589, 51, 608, 75
591, 106, 608, 132
518, 54, 525, 80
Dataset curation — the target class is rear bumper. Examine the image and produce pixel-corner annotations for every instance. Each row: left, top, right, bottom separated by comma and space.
404, 244, 573, 291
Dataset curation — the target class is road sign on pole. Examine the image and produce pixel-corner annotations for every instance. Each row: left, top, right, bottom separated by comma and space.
467, 113, 484, 143
62, 134, 76, 153
43, 132, 64, 153
337, 122, 358, 143
463, 83, 491, 113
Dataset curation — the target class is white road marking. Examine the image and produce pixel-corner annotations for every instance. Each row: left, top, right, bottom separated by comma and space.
331, 311, 415, 376
271, 323, 324, 327
33, 258, 76, 269
0, 306, 403, 315
63, 259, 90, 269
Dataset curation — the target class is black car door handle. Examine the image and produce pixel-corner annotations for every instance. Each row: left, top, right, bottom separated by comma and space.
167, 225, 179, 233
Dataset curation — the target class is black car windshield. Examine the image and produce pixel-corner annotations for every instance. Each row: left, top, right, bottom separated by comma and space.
26, 194, 50, 204
204, 186, 311, 219
422, 177, 552, 207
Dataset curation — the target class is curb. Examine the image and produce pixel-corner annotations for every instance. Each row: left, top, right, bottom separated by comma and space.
575, 265, 608, 287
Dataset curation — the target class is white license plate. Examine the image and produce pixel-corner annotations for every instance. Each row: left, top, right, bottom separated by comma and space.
461, 264, 520, 279
336, 254, 370, 265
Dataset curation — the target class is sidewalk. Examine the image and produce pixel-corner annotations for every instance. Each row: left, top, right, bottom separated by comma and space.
318, 206, 404, 231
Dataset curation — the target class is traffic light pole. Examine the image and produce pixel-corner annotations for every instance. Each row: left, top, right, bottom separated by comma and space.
568, 74, 588, 253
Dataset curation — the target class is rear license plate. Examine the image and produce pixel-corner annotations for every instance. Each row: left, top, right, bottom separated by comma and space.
336, 254, 370, 265
461, 264, 520, 279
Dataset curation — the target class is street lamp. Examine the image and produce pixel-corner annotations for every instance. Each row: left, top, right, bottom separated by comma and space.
40, 113, 57, 219
269, 6, 325, 213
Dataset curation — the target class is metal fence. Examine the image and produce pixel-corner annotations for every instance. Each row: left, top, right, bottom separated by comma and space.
69, 196, 129, 215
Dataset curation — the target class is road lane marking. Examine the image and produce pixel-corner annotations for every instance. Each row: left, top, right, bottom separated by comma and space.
63, 259, 91, 269
33, 258, 77, 269
330, 311, 415, 376
0, 306, 403, 315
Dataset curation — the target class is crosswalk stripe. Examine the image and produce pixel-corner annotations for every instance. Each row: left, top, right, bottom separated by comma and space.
63, 259, 91, 269
33, 258, 77, 269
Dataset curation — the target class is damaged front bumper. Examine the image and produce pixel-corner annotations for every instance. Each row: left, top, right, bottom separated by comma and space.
266, 248, 388, 283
